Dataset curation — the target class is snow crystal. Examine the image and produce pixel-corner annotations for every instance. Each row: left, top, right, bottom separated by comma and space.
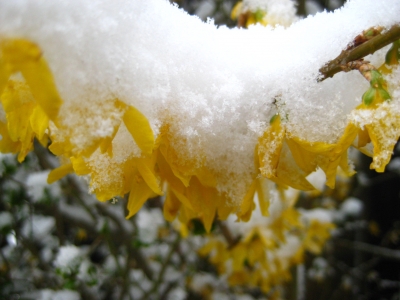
0, 0, 399, 203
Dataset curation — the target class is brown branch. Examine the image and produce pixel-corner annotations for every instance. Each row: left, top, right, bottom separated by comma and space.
336, 239, 400, 261
319, 24, 400, 81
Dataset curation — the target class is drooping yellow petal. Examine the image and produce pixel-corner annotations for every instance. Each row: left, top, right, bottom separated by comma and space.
318, 156, 341, 189
30, 105, 49, 140
339, 149, 356, 177
286, 137, 318, 174
99, 123, 120, 156
49, 139, 73, 156
289, 136, 335, 154
230, 1, 243, 20
47, 163, 74, 184
270, 142, 315, 191
237, 179, 256, 222
186, 177, 217, 233
0, 121, 20, 154
0, 58, 11, 95
1, 39, 63, 121
357, 127, 370, 148
159, 139, 191, 187
122, 103, 154, 156
195, 166, 217, 188
256, 178, 270, 217
70, 156, 90, 175
135, 156, 163, 195
231, 243, 247, 271
248, 239, 265, 266
163, 188, 181, 222
7, 102, 34, 142
17, 125, 34, 162
258, 115, 285, 178
126, 180, 156, 219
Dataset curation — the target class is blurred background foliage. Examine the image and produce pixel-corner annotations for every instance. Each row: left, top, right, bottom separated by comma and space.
4, 1, 400, 300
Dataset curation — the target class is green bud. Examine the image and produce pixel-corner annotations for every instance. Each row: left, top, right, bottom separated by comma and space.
365, 29, 375, 37
270, 114, 279, 124
370, 70, 383, 87
385, 40, 400, 66
377, 87, 391, 102
362, 87, 376, 105
254, 9, 266, 22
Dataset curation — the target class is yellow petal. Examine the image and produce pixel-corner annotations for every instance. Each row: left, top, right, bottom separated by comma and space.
271, 142, 315, 191
318, 156, 341, 189
289, 136, 335, 154
195, 166, 217, 187
99, 123, 120, 156
258, 115, 285, 178
163, 188, 181, 222
231, 1, 243, 20
47, 163, 74, 184
159, 142, 191, 187
0, 121, 20, 154
286, 137, 318, 174
135, 157, 163, 195
122, 103, 154, 156
256, 178, 270, 217
17, 126, 34, 162
231, 243, 247, 271
30, 105, 49, 140
1, 39, 63, 120
237, 179, 256, 222
157, 150, 190, 198
49, 140, 73, 156
339, 149, 356, 176
0, 58, 11, 95
126, 180, 156, 219
70, 156, 90, 175
357, 127, 370, 148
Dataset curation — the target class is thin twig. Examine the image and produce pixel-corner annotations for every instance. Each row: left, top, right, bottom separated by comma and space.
336, 238, 400, 261
140, 233, 181, 300
319, 24, 400, 81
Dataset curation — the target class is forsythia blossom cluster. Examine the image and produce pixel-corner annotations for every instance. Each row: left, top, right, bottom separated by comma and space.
0, 0, 397, 230
0, 0, 400, 293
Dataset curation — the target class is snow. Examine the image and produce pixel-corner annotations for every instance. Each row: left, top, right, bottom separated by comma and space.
21, 215, 55, 240
137, 208, 165, 243
26, 170, 61, 202
35, 289, 80, 300
301, 208, 334, 223
340, 197, 363, 217
54, 245, 82, 272
0, 0, 398, 203
167, 287, 187, 300
0, 211, 12, 229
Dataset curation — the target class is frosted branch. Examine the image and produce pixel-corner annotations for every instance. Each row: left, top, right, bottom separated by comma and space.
319, 24, 400, 81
